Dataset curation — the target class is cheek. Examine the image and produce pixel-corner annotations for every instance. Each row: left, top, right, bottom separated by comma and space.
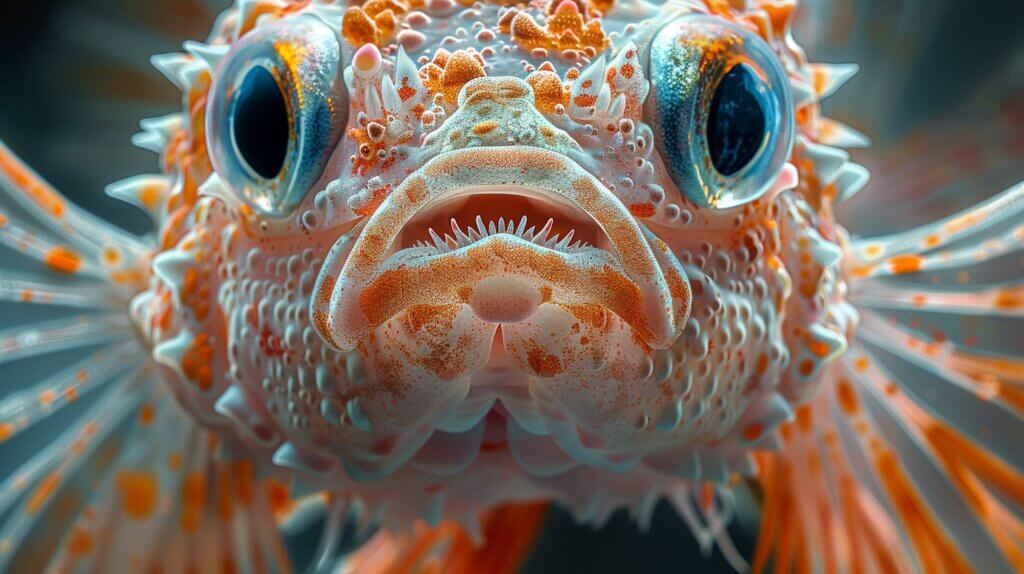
673, 266, 791, 439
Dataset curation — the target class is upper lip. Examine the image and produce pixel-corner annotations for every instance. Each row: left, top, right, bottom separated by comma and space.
311, 146, 690, 352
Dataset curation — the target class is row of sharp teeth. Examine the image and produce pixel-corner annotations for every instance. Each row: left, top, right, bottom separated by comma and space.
413, 215, 592, 254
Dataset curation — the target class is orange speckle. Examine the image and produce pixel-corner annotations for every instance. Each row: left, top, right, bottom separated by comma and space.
0, 423, 13, 442
45, 246, 82, 274
628, 203, 656, 218
115, 470, 159, 520
527, 344, 563, 378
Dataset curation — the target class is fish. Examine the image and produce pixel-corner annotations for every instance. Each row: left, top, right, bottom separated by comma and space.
0, 0, 1021, 572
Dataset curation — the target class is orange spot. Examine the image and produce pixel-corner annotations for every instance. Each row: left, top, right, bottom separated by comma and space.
472, 121, 499, 135
853, 357, 870, 372
115, 470, 159, 520
66, 526, 94, 557
45, 246, 82, 274
836, 379, 859, 414
27, 472, 62, 513
267, 480, 292, 517
887, 254, 923, 275
0, 423, 13, 442
139, 403, 156, 426
798, 359, 814, 377
743, 423, 765, 441
102, 247, 121, 265
39, 389, 56, 406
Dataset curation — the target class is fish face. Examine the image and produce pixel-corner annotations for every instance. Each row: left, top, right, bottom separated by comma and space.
139, 0, 852, 525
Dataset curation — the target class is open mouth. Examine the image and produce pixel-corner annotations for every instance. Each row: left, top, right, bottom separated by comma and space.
312, 147, 690, 353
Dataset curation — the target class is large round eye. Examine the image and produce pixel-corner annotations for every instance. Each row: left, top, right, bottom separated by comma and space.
647, 15, 794, 209
206, 15, 347, 217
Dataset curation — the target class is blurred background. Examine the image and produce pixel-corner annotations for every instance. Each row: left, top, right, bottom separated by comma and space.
1, 0, 1022, 571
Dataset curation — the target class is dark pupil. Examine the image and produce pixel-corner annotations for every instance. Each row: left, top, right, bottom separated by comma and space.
707, 64, 766, 177
233, 66, 289, 179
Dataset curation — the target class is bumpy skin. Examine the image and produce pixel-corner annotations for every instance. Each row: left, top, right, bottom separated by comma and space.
128, 0, 858, 533
6, 0, 1024, 572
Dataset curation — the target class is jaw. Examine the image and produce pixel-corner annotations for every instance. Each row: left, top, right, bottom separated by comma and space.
312, 146, 691, 354
296, 146, 693, 481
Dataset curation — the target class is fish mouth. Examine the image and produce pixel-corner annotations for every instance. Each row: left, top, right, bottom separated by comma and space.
312, 147, 690, 352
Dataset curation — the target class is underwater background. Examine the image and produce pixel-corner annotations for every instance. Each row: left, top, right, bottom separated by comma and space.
1, 0, 1022, 571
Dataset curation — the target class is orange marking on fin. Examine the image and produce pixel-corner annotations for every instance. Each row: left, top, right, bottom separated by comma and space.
886, 254, 923, 275
0, 148, 66, 218
874, 450, 972, 573
0, 423, 13, 442
115, 470, 159, 520
45, 246, 83, 274
27, 472, 62, 513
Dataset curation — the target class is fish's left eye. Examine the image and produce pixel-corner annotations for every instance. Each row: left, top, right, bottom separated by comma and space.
206, 15, 347, 217
648, 15, 794, 209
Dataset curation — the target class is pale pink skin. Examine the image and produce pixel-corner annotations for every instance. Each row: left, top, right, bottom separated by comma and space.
132, 0, 854, 534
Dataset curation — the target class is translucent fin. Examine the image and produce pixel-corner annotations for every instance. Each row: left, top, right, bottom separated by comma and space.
341, 503, 548, 574
0, 314, 133, 367
0, 140, 147, 258
769, 174, 1024, 572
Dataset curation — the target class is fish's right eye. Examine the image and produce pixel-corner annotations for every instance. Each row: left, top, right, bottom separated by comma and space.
206, 15, 348, 218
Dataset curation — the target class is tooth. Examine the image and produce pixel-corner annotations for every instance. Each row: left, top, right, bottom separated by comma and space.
555, 229, 575, 250
515, 216, 528, 236
534, 218, 554, 243
429, 228, 447, 251
475, 215, 487, 236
